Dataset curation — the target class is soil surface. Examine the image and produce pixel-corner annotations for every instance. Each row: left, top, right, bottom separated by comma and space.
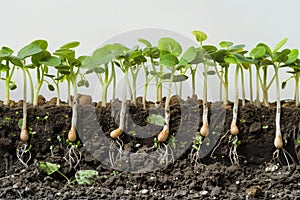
0, 96, 299, 199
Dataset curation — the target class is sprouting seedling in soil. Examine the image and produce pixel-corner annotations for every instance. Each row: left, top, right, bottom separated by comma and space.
268, 38, 298, 169
156, 37, 183, 143
44, 72, 65, 106
0, 46, 17, 106
128, 47, 147, 104
53, 41, 81, 142
29, 42, 61, 106
39, 162, 72, 184
138, 38, 160, 108
108, 44, 131, 138
192, 30, 217, 138
212, 41, 246, 105
249, 45, 267, 107
281, 54, 300, 106
82, 44, 128, 107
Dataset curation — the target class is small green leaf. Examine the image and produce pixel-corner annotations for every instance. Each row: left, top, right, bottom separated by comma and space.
224, 55, 238, 64
18, 40, 48, 59
75, 170, 99, 185
159, 54, 178, 66
273, 38, 288, 53
84, 80, 89, 88
9, 82, 17, 90
77, 80, 85, 87
219, 41, 233, 49
173, 74, 188, 82
9, 56, 23, 67
0, 46, 14, 58
207, 70, 216, 75
40, 56, 61, 67
192, 30, 207, 43
48, 84, 55, 91
250, 46, 266, 59
138, 38, 152, 47
179, 46, 197, 65
158, 37, 182, 57
281, 81, 287, 89
286, 49, 299, 64
146, 114, 164, 126
39, 162, 60, 175
0, 64, 9, 72
60, 41, 80, 49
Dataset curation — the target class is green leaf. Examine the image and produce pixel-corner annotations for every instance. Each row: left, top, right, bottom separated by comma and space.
192, 30, 207, 43
9, 82, 17, 90
77, 80, 85, 87
219, 41, 233, 49
224, 55, 238, 64
18, 40, 48, 59
273, 38, 288, 53
146, 114, 164, 126
159, 54, 178, 66
0, 64, 9, 72
257, 43, 272, 56
179, 46, 197, 65
48, 84, 55, 91
60, 41, 80, 49
285, 49, 299, 64
207, 70, 216, 75
9, 56, 23, 67
0, 46, 14, 58
39, 162, 60, 175
84, 80, 89, 88
229, 44, 245, 51
92, 47, 113, 65
94, 67, 105, 74
138, 38, 152, 47
158, 37, 182, 57
40, 56, 61, 67
75, 170, 99, 185
281, 81, 287, 89
250, 46, 266, 59
173, 74, 188, 82
54, 49, 75, 60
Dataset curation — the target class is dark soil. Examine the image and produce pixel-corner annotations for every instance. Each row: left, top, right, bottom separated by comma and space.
0, 96, 299, 199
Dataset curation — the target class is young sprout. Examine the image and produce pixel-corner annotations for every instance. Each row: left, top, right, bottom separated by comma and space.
138, 38, 160, 108
213, 42, 246, 105
0, 46, 17, 106
191, 30, 217, 137
82, 44, 127, 107
157, 37, 187, 142
281, 53, 300, 106
249, 45, 267, 107
109, 44, 132, 138
54, 41, 81, 142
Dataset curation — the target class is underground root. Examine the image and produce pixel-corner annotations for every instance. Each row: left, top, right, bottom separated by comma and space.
63, 145, 81, 171
108, 138, 124, 167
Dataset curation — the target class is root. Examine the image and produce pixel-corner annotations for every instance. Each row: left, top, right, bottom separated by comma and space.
108, 138, 124, 167
210, 130, 230, 159
229, 135, 239, 166
16, 143, 31, 168
63, 145, 81, 171
156, 143, 175, 167
190, 147, 201, 166
272, 148, 296, 171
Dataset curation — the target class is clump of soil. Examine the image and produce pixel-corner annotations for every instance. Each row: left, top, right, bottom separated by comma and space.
0, 96, 299, 199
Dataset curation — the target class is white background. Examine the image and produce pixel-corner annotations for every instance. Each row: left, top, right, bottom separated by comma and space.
1, 0, 300, 102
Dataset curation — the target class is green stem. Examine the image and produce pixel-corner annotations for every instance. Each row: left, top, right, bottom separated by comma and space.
71, 77, 78, 128
240, 65, 245, 106
55, 81, 61, 106
191, 68, 196, 96
232, 65, 239, 126
67, 79, 72, 106
203, 64, 208, 124
224, 67, 229, 105
25, 68, 34, 103
255, 66, 261, 107
249, 66, 253, 104
295, 75, 299, 106
102, 84, 108, 107
22, 68, 27, 130
274, 65, 281, 140
119, 71, 128, 130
